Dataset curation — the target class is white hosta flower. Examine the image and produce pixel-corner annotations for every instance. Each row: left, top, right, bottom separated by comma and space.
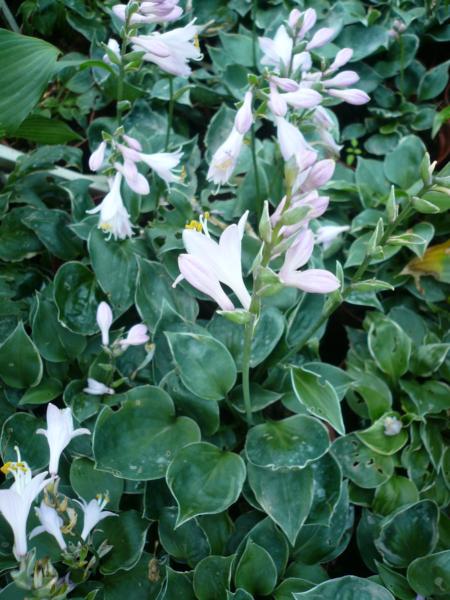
234, 91, 253, 134
384, 416, 402, 436
89, 141, 107, 172
97, 301, 113, 346
103, 38, 120, 65
139, 150, 183, 184
114, 160, 150, 195
113, 1, 182, 25
174, 212, 251, 311
326, 48, 353, 73
86, 173, 133, 240
207, 127, 244, 185
120, 324, 149, 348
279, 228, 340, 293
83, 378, 115, 396
29, 501, 66, 551
259, 25, 312, 74
315, 224, 350, 250
281, 88, 322, 109
76, 495, 117, 541
37, 404, 90, 477
0, 449, 53, 560
276, 116, 314, 161
327, 88, 370, 105
131, 21, 201, 77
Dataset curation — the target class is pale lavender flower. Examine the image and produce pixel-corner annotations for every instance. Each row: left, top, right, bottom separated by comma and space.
207, 128, 244, 185
327, 88, 370, 105
89, 141, 107, 172
120, 324, 149, 348
315, 224, 350, 250
326, 48, 353, 73
234, 91, 254, 134
279, 229, 340, 293
306, 27, 335, 50
276, 116, 313, 161
323, 71, 360, 88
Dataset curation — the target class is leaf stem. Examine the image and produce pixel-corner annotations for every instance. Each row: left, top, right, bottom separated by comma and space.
165, 76, 175, 150
0, 0, 19, 32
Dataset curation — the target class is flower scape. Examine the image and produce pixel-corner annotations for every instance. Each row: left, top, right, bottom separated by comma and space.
0, 0, 448, 598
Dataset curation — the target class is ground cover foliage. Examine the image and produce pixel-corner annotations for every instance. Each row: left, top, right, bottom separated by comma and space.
0, 0, 449, 598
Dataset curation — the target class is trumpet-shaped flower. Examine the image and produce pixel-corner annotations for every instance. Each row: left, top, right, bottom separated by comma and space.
83, 378, 115, 396
0, 449, 53, 560
119, 324, 150, 348
37, 404, 90, 476
89, 141, 106, 172
29, 501, 66, 551
113, 1, 183, 25
259, 25, 311, 73
276, 117, 314, 161
114, 160, 150, 195
207, 127, 244, 185
97, 301, 113, 346
87, 173, 133, 240
174, 212, 251, 311
139, 150, 183, 184
234, 91, 253, 135
327, 88, 370, 105
279, 229, 340, 293
131, 21, 201, 77
76, 496, 116, 541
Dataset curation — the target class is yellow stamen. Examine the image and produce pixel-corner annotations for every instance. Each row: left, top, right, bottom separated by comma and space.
1, 462, 12, 475
193, 34, 200, 50
185, 219, 203, 232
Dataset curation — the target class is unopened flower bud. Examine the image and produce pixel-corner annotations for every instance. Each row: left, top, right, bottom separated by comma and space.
89, 141, 107, 172
234, 91, 253, 135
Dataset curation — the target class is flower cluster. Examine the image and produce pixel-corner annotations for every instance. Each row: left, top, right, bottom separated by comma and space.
88, 133, 183, 240
0, 406, 116, 562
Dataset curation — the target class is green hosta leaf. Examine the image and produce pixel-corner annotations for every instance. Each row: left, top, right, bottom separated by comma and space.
70, 457, 123, 511
165, 332, 236, 401
383, 135, 426, 189
1, 412, 48, 471
19, 377, 62, 406
230, 383, 281, 414
162, 567, 196, 599
32, 295, 86, 363
409, 343, 449, 377
242, 517, 289, 577
356, 413, 408, 455
368, 318, 411, 378
291, 367, 345, 435
348, 373, 392, 421
88, 229, 138, 314
95, 510, 149, 575
158, 506, 210, 568
22, 208, 82, 260
418, 60, 450, 101
274, 579, 313, 599
13, 114, 82, 144
0, 30, 59, 132
376, 562, 416, 600
135, 259, 198, 329
247, 462, 313, 545
245, 415, 329, 469
407, 550, 450, 596
0, 322, 43, 388
226, 590, 253, 600
375, 500, 439, 568
102, 554, 163, 600
54, 261, 105, 334
93, 386, 200, 480
331, 434, 394, 489
400, 379, 450, 416
167, 442, 246, 526
307, 453, 342, 525
292, 576, 395, 599
193, 555, 234, 600
373, 476, 419, 516
234, 540, 278, 596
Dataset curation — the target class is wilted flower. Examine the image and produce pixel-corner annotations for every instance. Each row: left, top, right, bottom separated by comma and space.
384, 416, 402, 436
97, 301, 113, 346
87, 173, 133, 240
37, 404, 90, 476
75, 495, 116, 541
0, 448, 53, 560
131, 20, 201, 77
279, 228, 340, 293
83, 379, 115, 396
30, 501, 66, 551
174, 212, 251, 311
